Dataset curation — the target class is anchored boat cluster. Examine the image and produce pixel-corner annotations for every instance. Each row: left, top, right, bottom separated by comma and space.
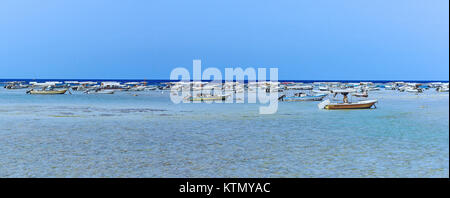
1, 80, 448, 110
2, 81, 160, 95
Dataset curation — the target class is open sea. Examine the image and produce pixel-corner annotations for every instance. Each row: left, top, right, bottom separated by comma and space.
0, 80, 448, 177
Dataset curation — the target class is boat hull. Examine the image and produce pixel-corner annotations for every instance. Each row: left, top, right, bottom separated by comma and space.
325, 100, 377, 110
86, 90, 115, 94
284, 95, 326, 101
188, 96, 227, 101
28, 89, 67, 95
353, 94, 368, 97
187, 94, 230, 101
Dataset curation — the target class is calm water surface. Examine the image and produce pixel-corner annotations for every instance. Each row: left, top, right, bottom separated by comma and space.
0, 88, 448, 177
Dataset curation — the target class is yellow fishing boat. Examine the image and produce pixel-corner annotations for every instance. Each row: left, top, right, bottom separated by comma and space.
27, 88, 68, 95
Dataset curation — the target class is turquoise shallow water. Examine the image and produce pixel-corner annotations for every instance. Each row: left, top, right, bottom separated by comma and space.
0, 88, 448, 177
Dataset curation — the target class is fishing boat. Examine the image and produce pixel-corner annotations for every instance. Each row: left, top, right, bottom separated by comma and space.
185, 94, 230, 101
279, 93, 327, 101
318, 90, 377, 110
84, 89, 115, 94
405, 87, 422, 93
437, 86, 449, 92
352, 91, 368, 97
27, 88, 68, 95
318, 86, 329, 91
367, 87, 380, 91
319, 99, 377, 109
4, 81, 29, 89
384, 85, 395, 90
312, 90, 332, 94
288, 85, 314, 90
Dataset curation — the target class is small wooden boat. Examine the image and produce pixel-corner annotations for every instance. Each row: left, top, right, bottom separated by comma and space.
27, 88, 68, 95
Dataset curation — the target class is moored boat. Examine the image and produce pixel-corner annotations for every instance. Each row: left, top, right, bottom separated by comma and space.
352, 91, 368, 97
27, 88, 68, 95
318, 90, 377, 110
280, 94, 327, 101
185, 94, 230, 101
319, 99, 377, 110
437, 87, 449, 92
84, 89, 115, 94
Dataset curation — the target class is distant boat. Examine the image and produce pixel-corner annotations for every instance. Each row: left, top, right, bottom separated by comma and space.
4, 81, 28, 89
437, 87, 449, 92
319, 99, 378, 110
318, 86, 329, 91
353, 92, 368, 97
367, 87, 380, 91
385, 85, 395, 90
280, 94, 327, 101
405, 88, 423, 93
27, 88, 68, 95
85, 89, 115, 94
185, 94, 229, 101
285, 85, 314, 90
312, 90, 332, 94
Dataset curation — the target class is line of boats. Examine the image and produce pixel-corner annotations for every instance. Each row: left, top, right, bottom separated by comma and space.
1, 80, 448, 110
3, 81, 160, 95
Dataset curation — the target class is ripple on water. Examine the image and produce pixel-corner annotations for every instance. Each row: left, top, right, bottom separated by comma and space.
0, 89, 448, 177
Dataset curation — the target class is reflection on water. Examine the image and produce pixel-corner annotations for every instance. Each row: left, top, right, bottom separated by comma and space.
0, 88, 448, 177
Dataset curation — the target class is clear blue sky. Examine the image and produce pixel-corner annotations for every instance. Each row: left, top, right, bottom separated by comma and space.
1, 0, 448, 80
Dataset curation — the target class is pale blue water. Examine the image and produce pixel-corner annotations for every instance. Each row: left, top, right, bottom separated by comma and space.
0, 88, 448, 177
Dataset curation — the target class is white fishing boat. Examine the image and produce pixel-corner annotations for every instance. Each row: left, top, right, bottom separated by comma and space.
385, 85, 394, 90
353, 91, 368, 97
436, 87, 449, 92
145, 86, 158, 91
367, 87, 380, 91
318, 89, 377, 110
312, 90, 332, 94
317, 90, 378, 110
4, 81, 29, 89
26, 87, 68, 95
185, 94, 230, 101
318, 99, 378, 110
84, 89, 115, 94
100, 82, 124, 89
405, 87, 423, 93
319, 86, 329, 91
286, 85, 314, 90
279, 93, 327, 101
129, 86, 146, 91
